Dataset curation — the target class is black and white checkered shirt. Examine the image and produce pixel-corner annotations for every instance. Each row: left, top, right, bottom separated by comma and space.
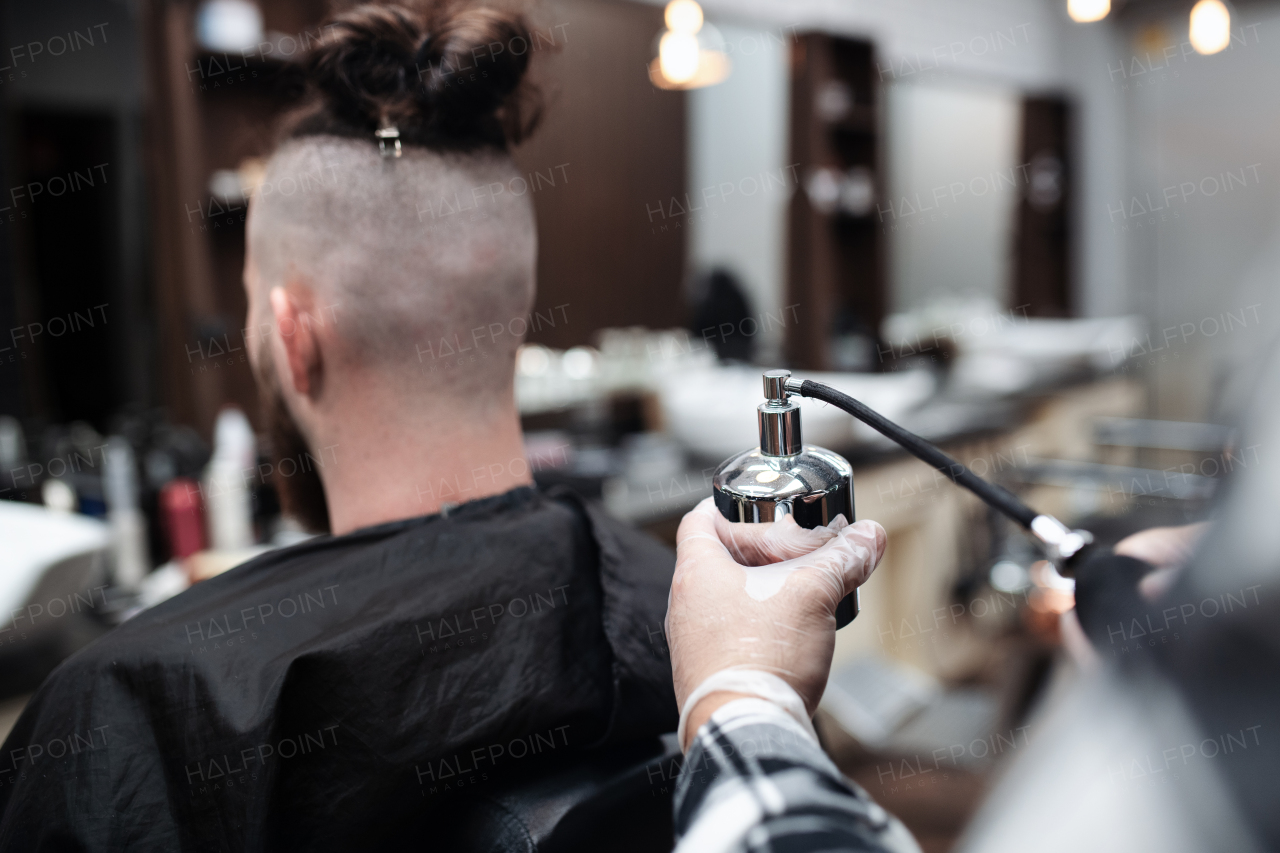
673, 699, 920, 853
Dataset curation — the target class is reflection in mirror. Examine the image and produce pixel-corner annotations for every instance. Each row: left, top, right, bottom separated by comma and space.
687, 22, 791, 366
883, 81, 1022, 316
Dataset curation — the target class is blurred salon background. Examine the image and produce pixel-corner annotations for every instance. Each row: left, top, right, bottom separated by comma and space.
0, 0, 1276, 847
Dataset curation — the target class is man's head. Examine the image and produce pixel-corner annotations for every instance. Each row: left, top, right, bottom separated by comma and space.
242, 3, 541, 530
244, 139, 538, 396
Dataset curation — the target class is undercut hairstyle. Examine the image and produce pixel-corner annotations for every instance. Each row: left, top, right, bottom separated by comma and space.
247, 1, 543, 394
289, 2, 541, 150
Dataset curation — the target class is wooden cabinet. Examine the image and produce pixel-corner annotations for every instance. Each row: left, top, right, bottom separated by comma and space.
785, 34, 885, 372
141, 0, 316, 436
1013, 96, 1073, 317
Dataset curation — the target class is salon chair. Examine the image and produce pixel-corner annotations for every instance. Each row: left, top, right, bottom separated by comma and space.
441, 734, 683, 852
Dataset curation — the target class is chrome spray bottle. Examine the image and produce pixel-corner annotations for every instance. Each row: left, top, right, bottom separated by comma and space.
711, 370, 859, 627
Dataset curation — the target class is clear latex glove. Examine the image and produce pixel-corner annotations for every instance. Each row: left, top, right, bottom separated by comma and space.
711, 506, 848, 566
665, 498, 886, 744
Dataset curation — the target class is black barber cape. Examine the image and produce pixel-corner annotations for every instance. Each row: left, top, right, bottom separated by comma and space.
0, 487, 678, 851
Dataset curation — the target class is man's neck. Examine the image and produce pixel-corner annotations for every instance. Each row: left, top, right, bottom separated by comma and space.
314, 393, 533, 536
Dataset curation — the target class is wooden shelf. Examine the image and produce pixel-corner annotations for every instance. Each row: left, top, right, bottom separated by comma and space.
142, 0, 326, 437
785, 34, 886, 372
826, 105, 877, 135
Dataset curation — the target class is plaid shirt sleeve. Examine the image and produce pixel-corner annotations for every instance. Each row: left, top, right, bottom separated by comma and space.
673, 698, 921, 853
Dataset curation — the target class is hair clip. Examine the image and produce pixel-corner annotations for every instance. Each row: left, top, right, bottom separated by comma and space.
375, 124, 402, 159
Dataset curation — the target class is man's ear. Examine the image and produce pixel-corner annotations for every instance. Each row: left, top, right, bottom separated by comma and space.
268, 285, 323, 398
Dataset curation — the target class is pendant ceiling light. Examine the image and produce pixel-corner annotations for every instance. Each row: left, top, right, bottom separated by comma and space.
1189, 0, 1232, 55
1067, 0, 1110, 23
649, 0, 730, 91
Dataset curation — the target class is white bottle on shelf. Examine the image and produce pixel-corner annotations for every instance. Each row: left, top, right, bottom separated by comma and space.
104, 437, 151, 589
203, 407, 256, 551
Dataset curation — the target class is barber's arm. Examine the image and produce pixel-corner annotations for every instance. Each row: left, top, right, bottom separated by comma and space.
664, 499, 920, 853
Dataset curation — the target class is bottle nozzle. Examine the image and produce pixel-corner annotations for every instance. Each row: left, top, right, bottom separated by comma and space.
759, 370, 802, 456
763, 369, 791, 403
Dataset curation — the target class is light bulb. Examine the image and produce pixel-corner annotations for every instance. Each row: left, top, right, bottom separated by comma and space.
664, 0, 704, 34
196, 0, 264, 52
1066, 0, 1110, 23
1189, 0, 1231, 55
659, 31, 700, 84
649, 3, 729, 91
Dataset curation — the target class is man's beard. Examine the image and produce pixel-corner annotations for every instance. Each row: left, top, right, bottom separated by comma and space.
256, 352, 331, 534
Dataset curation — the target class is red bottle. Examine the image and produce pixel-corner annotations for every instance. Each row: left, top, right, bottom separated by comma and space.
160, 478, 206, 560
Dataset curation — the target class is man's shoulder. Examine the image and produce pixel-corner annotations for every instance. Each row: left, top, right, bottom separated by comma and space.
556, 495, 678, 736
47, 493, 671, 676
565, 496, 675, 581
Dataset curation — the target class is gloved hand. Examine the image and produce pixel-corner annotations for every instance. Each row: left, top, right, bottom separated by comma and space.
665, 498, 886, 749
712, 503, 849, 564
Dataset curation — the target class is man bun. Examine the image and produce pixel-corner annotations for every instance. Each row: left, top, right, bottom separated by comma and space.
287, 2, 541, 151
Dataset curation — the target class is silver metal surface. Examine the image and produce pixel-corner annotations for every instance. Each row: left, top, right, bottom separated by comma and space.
713, 445, 853, 526
1031, 514, 1094, 569
375, 124, 402, 158
763, 369, 791, 402
759, 367, 803, 457
712, 370, 860, 625
758, 403, 802, 457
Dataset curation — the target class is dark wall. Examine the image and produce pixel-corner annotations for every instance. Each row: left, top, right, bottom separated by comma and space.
1013, 96, 1072, 318
14, 110, 118, 424
0, 0, 150, 427
514, 0, 687, 350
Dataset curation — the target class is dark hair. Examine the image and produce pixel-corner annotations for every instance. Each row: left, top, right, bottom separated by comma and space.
285, 2, 542, 151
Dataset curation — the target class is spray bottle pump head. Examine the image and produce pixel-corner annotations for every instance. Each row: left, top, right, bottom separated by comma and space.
763, 369, 791, 403
759, 370, 802, 457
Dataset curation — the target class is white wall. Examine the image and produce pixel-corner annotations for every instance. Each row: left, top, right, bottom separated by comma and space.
1056, 15, 1131, 319
883, 80, 1021, 312
1113, 4, 1280, 421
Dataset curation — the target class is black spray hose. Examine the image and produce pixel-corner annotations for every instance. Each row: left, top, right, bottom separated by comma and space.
792, 378, 1094, 572
797, 380, 1038, 528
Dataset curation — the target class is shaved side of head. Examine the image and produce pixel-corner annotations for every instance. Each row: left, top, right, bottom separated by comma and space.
247, 136, 537, 397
